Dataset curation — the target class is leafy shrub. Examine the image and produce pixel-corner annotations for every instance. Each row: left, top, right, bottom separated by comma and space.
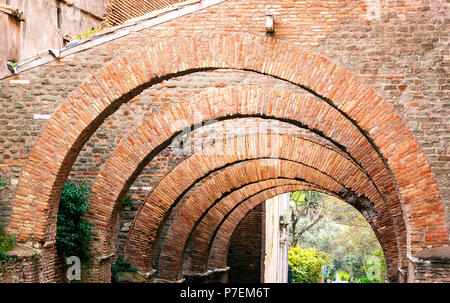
111, 255, 137, 283
288, 246, 331, 283
338, 269, 350, 281
56, 180, 94, 262
121, 196, 135, 210
0, 225, 15, 264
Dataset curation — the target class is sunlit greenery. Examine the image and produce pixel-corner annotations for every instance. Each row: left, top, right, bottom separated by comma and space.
289, 191, 386, 283
288, 246, 331, 283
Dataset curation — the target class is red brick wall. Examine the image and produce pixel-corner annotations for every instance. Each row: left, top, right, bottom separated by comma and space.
407, 247, 450, 283
227, 204, 264, 283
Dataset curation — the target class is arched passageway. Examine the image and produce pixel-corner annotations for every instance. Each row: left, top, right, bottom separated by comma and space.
8, 33, 448, 282
125, 135, 397, 281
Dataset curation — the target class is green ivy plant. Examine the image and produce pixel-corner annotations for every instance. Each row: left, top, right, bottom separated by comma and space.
56, 180, 94, 263
111, 255, 138, 283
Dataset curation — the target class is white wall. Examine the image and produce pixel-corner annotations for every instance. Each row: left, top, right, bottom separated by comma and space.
264, 193, 290, 283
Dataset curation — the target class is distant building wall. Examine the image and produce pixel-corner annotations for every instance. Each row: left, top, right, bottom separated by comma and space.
0, 0, 105, 68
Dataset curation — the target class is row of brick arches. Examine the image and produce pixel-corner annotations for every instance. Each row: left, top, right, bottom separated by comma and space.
7, 33, 448, 282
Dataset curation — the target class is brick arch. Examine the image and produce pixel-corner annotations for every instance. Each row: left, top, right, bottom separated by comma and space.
153, 157, 391, 281
180, 180, 333, 272
207, 185, 367, 272
182, 178, 399, 281
126, 124, 348, 263
183, 180, 338, 276
8, 33, 446, 276
100, 86, 407, 262
124, 131, 397, 273
184, 181, 342, 275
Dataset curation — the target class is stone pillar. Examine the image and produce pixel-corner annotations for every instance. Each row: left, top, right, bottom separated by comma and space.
407, 246, 450, 282
37, 242, 65, 282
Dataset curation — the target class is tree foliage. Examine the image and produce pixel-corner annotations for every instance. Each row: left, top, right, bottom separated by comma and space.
359, 249, 386, 283
56, 180, 94, 262
288, 246, 331, 283
121, 195, 136, 210
0, 178, 7, 203
289, 191, 325, 246
289, 190, 386, 282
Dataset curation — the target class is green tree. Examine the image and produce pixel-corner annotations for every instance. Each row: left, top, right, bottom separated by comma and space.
288, 246, 331, 283
111, 255, 138, 283
289, 191, 325, 246
56, 180, 94, 262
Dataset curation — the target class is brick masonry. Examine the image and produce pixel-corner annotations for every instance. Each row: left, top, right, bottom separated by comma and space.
0, 244, 39, 283
123, 129, 399, 275
186, 182, 333, 276
407, 246, 450, 282
136, 136, 397, 280
227, 204, 264, 283
0, 0, 448, 282
209, 185, 307, 271
113, 86, 406, 275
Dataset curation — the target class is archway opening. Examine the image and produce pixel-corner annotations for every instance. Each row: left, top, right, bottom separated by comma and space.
226, 191, 386, 283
